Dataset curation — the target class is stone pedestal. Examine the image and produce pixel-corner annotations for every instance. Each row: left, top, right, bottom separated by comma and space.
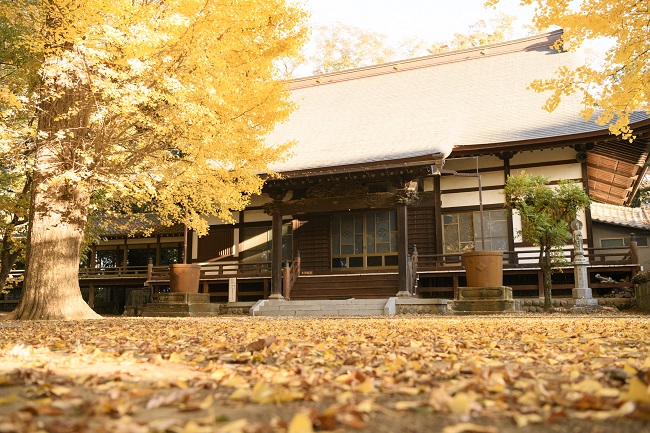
570, 220, 599, 310
449, 286, 517, 315
141, 292, 220, 317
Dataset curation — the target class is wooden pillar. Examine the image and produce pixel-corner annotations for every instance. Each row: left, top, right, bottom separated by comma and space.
396, 203, 411, 297
156, 235, 161, 265
88, 284, 95, 309
501, 152, 516, 255
537, 270, 545, 298
434, 176, 443, 255
581, 158, 595, 250
122, 237, 128, 271
270, 210, 284, 299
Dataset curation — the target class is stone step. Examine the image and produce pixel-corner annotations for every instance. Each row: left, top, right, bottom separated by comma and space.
253, 298, 390, 316
258, 308, 387, 317
276, 299, 387, 307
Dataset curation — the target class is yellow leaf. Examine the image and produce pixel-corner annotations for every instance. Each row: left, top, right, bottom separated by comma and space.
513, 413, 543, 428
442, 422, 498, 433
395, 401, 423, 411
624, 363, 638, 376
222, 376, 249, 388
622, 377, 650, 403
228, 388, 249, 401
169, 352, 185, 363
336, 391, 354, 404
517, 391, 538, 406
355, 379, 376, 394
356, 399, 374, 413
287, 411, 314, 433
250, 381, 274, 404
447, 392, 474, 415
572, 379, 602, 393
199, 394, 214, 410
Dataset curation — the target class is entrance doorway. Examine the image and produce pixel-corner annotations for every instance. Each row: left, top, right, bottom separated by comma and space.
331, 210, 398, 269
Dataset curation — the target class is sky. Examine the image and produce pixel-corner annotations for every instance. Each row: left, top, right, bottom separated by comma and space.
302, 0, 536, 44
294, 0, 539, 76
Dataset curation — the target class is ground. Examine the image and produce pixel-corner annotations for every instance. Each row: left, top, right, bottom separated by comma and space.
1, 313, 650, 433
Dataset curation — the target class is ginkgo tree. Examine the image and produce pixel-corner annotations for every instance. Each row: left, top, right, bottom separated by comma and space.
0, 0, 307, 320
487, 0, 650, 139
504, 173, 591, 311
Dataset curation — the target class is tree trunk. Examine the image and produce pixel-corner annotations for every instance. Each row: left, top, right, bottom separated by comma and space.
6, 17, 100, 320
6, 170, 100, 320
541, 246, 553, 311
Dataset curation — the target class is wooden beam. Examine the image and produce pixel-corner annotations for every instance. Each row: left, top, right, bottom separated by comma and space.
266, 192, 436, 215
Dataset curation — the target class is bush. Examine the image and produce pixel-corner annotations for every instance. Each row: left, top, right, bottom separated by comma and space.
631, 270, 650, 285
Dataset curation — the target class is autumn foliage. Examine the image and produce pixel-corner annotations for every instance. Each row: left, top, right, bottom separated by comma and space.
0, 316, 649, 432
487, 0, 650, 139
0, 0, 307, 319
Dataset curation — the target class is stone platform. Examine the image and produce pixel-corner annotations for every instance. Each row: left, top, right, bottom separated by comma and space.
449, 286, 518, 315
140, 293, 221, 317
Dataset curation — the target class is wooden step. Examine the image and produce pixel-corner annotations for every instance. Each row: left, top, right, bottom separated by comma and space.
290, 273, 399, 300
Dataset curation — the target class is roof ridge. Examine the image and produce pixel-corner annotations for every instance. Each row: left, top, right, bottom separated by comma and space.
290, 29, 564, 90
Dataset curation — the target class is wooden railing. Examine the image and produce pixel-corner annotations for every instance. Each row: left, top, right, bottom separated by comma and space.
414, 244, 637, 272
283, 252, 301, 300
78, 266, 150, 278
146, 262, 272, 282
408, 246, 419, 296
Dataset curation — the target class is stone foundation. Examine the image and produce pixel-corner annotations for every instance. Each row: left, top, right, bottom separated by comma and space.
140, 293, 221, 317
517, 297, 636, 312
449, 286, 518, 315
396, 299, 449, 314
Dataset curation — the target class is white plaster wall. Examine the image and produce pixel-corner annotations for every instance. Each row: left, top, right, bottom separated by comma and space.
444, 155, 503, 171
442, 189, 504, 208
510, 147, 575, 165
243, 209, 272, 223
249, 193, 272, 207
440, 170, 504, 190
204, 211, 239, 226
510, 163, 583, 182
422, 177, 435, 192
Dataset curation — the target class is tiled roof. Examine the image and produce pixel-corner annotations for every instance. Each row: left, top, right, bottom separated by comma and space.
266, 30, 646, 175
590, 202, 650, 230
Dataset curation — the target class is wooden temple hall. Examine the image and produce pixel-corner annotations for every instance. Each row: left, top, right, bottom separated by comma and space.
5, 30, 649, 314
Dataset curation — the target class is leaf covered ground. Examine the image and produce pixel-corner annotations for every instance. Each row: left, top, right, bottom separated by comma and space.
1, 315, 650, 433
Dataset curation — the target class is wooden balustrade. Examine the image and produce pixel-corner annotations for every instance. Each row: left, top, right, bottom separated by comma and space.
283, 252, 301, 300
415, 244, 636, 272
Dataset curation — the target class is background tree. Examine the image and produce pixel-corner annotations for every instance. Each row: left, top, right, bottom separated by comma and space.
428, 13, 517, 54
0, 10, 38, 293
308, 14, 518, 74
504, 173, 591, 311
309, 22, 396, 74
0, 0, 307, 320
0, 169, 29, 292
487, 0, 650, 140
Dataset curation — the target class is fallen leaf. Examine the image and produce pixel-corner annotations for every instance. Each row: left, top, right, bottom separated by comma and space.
287, 410, 314, 433
442, 422, 498, 433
